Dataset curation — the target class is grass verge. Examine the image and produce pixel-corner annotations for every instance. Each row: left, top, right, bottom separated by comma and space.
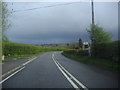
0, 62, 4, 65
62, 52, 119, 73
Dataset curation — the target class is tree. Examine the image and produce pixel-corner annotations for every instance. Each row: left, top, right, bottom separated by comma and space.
66, 43, 69, 47
87, 24, 112, 45
1, 2, 11, 41
69, 41, 78, 49
78, 38, 83, 49
87, 24, 112, 56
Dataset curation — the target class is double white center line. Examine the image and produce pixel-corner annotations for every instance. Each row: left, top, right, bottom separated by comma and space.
52, 53, 88, 90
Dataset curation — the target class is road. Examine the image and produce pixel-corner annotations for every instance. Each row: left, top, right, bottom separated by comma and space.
2, 58, 29, 75
2, 52, 118, 89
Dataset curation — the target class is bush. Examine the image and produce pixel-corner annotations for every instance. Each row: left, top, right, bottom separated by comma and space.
64, 49, 89, 56
92, 40, 119, 62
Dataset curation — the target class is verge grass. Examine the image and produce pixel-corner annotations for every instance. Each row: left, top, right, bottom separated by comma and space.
62, 52, 119, 73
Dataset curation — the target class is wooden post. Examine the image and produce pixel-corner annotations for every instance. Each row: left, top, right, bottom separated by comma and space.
91, 0, 95, 24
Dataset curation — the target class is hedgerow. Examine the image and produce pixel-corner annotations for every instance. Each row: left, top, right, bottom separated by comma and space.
2, 42, 65, 57
64, 49, 89, 56
63, 40, 119, 62
92, 40, 119, 62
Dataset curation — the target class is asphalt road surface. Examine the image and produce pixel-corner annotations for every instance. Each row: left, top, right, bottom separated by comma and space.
2, 52, 118, 89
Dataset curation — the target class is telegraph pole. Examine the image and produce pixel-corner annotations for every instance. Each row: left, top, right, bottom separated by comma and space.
91, 0, 95, 24
91, 0, 95, 57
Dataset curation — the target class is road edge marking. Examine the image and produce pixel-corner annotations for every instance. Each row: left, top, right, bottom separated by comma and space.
0, 66, 25, 84
0, 57, 37, 79
23, 57, 37, 66
0, 66, 22, 79
0, 56, 37, 84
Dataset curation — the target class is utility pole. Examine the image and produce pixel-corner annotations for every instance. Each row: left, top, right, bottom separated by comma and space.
91, 0, 95, 24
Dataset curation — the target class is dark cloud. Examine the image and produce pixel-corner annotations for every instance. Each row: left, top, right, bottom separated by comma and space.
7, 2, 118, 44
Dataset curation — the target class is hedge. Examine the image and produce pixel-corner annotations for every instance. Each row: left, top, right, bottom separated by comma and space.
2, 42, 66, 57
92, 41, 119, 62
63, 40, 119, 62
64, 49, 89, 56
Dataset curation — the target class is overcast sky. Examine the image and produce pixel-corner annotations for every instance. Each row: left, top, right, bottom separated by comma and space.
6, 2, 118, 44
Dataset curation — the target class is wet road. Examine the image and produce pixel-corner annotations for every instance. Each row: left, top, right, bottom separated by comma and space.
2, 52, 118, 88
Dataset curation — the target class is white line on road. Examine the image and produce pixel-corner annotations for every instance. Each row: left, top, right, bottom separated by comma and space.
52, 53, 88, 90
56, 60, 88, 90
0, 66, 21, 78
52, 54, 79, 89
0, 57, 37, 79
0, 57, 38, 84
0, 66, 25, 84
23, 57, 37, 66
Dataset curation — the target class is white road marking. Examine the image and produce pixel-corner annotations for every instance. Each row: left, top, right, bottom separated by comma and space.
23, 57, 37, 66
0, 57, 37, 79
0, 66, 21, 78
52, 53, 88, 90
52, 54, 80, 90
0, 57, 37, 84
0, 67, 25, 84
56, 61, 88, 90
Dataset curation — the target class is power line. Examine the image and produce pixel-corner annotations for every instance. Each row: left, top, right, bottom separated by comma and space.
12, 2, 79, 13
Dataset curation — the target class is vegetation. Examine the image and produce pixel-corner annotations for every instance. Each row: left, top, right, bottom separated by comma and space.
67, 42, 79, 49
87, 24, 112, 56
0, 2, 11, 59
2, 2, 11, 41
62, 52, 119, 72
66, 38, 83, 49
78, 38, 83, 49
87, 24, 112, 44
64, 49, 89, 56
92, 40, 119, 61
62, 39, 119, 72
62, 24, 119, 72
3, 42, 66, 58
63, 40, 119, 61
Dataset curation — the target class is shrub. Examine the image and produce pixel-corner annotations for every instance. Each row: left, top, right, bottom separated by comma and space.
64, 49, 89, 56
92, 40, 119, 62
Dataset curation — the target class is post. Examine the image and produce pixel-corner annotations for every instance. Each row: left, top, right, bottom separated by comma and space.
2, 55, 4, 60
91, 0, 95, 24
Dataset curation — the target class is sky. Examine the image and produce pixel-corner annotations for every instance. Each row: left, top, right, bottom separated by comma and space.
6, 2, 118, 44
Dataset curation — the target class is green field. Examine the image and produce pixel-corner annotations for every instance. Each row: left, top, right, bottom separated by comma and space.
62, 52, 119, 73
